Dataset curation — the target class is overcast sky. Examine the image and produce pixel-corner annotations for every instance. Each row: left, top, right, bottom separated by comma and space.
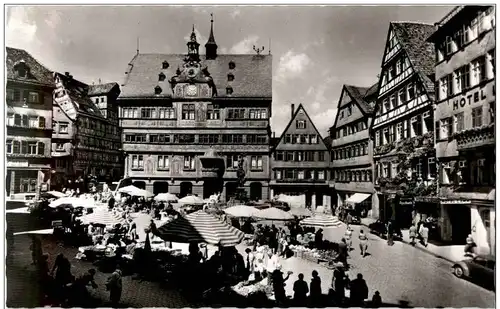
6, 5, 454, 136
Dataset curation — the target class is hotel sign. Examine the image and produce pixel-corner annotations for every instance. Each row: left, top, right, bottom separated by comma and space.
450, 82, 495, 111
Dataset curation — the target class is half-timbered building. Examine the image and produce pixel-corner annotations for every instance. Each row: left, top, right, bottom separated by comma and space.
371, 22, 437, 227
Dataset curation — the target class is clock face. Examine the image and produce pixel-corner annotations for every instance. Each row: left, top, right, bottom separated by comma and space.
186, 85, 198, 96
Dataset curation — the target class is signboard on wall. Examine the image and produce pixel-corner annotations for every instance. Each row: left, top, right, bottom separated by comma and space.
448, 82, 495, 111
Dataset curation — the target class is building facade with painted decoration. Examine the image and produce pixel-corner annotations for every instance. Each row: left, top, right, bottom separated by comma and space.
6, 47, 55, 200
428, 6, 495, 253
51, 72, 123, 190
117, 21, 272, 201
270, 104, 331, 209
371, 22, 437, 229
329, 84, 378, 218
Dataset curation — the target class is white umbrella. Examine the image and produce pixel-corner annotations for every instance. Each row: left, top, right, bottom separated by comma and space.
119, 185, 153, 198
300, 214, 343, 228
254, 207, 294, 221
46, 191, 66, 198
6, 207, 30, 214
154, 193, 178, 202
79, 209, 124, 226
224, 205, 260, 217
177, 195, 205, 205
14, 228, 54, 236
49, 197, 97, 208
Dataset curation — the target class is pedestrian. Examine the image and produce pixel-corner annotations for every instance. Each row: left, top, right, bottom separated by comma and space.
315, 228, 324, 249
293, 273, 309, 305
309, 270, 322, 306
51, 253, 74, 291
245, 248, 255, 279
344, 225, 353, 252
349, 273, 369, 307
70, 269, 98, 307
464, 234, 476, 257
371, 291, 382, 308
419, 223, 429, 247
30, 236, 42, 266
337, 238, 348, 268
359, 230, 368, 257
331, 267, 347, 305
271, 266, 292, 305
386, 221, 394, 246
106, 266, 123, 307
253, 246, 265, 281
409, 225, 417, 246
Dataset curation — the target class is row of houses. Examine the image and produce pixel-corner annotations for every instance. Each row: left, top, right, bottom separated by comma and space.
5, 5, 494, 254
329, 5, 495, 254
6, 47, 124, 200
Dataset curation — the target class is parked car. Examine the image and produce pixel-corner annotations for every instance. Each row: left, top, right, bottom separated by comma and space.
452, 255, 495, 287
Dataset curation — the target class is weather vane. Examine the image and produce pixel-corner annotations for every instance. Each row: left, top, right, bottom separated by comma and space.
253, 45, 265, 55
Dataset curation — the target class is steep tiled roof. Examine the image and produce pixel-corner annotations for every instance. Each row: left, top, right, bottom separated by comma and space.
119, 53, 272, 99
88, 82, 119, 96
55, 73, 105, 119
344, 84, 375, 114
6, 47, 53, 87
392, 22, 436, 93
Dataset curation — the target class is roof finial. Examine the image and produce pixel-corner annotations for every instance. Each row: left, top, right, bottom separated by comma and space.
136, 37, 140, 55
211, 12, 213, 23
253, 45, 265, 55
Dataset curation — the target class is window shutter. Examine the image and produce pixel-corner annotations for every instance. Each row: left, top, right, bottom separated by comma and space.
39, 117, 46, 128
38, 142, 45, 155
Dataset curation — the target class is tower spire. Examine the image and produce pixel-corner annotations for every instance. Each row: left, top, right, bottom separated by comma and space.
205, 13, 218, 60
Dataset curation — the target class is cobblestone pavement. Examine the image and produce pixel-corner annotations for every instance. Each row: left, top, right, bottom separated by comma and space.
267, 225, 495, 308
6, 234, 199, 308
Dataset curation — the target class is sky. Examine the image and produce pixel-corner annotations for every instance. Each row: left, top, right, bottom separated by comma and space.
6, 5, 454, 136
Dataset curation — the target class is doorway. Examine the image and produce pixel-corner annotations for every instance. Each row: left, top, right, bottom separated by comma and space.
449, 204, 471, 245
180, 182, 193, 198
153, 181, 169, 195
133, 181, 146, 190
225, 182, 238, 201
250, 182, 262, 201
203, 179, 223, 199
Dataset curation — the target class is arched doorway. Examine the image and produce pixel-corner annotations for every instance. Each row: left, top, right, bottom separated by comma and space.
133, 181, 146, 190
153, 181, 169, 195
316, 192, 324, 207
203, 179, 223, 199
180, 182, 193, 198
225, 182, 238, 202
250, 182, 262, 201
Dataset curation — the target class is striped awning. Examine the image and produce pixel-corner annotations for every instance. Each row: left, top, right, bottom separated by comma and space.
79, 209, 125, 227
156, 210, 245, 247
300, 214, 343, 228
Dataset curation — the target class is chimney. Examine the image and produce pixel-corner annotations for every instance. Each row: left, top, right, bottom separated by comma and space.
291, 104, 295, 119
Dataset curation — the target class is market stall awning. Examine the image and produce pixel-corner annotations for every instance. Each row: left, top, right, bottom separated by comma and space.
254, 207, 294, 221
156, 210, 244, 246
224, 205, 260, 218
300, 214, 343, 228
346, 193, 371, 204
14, 228, 54, 236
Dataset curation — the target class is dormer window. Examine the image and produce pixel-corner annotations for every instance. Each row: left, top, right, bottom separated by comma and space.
229, 61, 236, 70
14, 61, 29, 78
155, 86, 162, 95
227, 73, 234, 82
226, 86, 233, 95
162, 61, 169, 69
158, 72, 166, 82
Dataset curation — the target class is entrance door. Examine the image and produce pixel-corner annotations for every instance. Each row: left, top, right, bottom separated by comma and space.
180, 182, 193, 198
449, 204, 471, 245
203, 179, 223, 199
153, 181, 169, 195
250, 182, 262, 201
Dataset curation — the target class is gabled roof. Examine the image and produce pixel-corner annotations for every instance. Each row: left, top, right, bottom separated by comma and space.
344, 85, 374, 114
330, 83, 378, 132
6, 47, 54, 87
119, 53, 272, 99
274, 103, 328, 150
391, 22, 436, 93
55, 72, 105, 119
88, 82, 119, 96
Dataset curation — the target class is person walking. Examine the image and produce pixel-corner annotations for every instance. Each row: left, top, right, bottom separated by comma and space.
293, 273, 309, 306
106, 266, 123, 307
409, 225, 417, 246
419, 223, 429, 247
344, 225, 353, 252
309, 270, 322, 306
464, 234, 477, 257
337, 238, 348, 268
245, 248, 255, 279
358, 230, 368, 257
349, 273, 369, 307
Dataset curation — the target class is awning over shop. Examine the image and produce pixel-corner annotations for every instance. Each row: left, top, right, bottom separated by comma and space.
346, 193, 371, 204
